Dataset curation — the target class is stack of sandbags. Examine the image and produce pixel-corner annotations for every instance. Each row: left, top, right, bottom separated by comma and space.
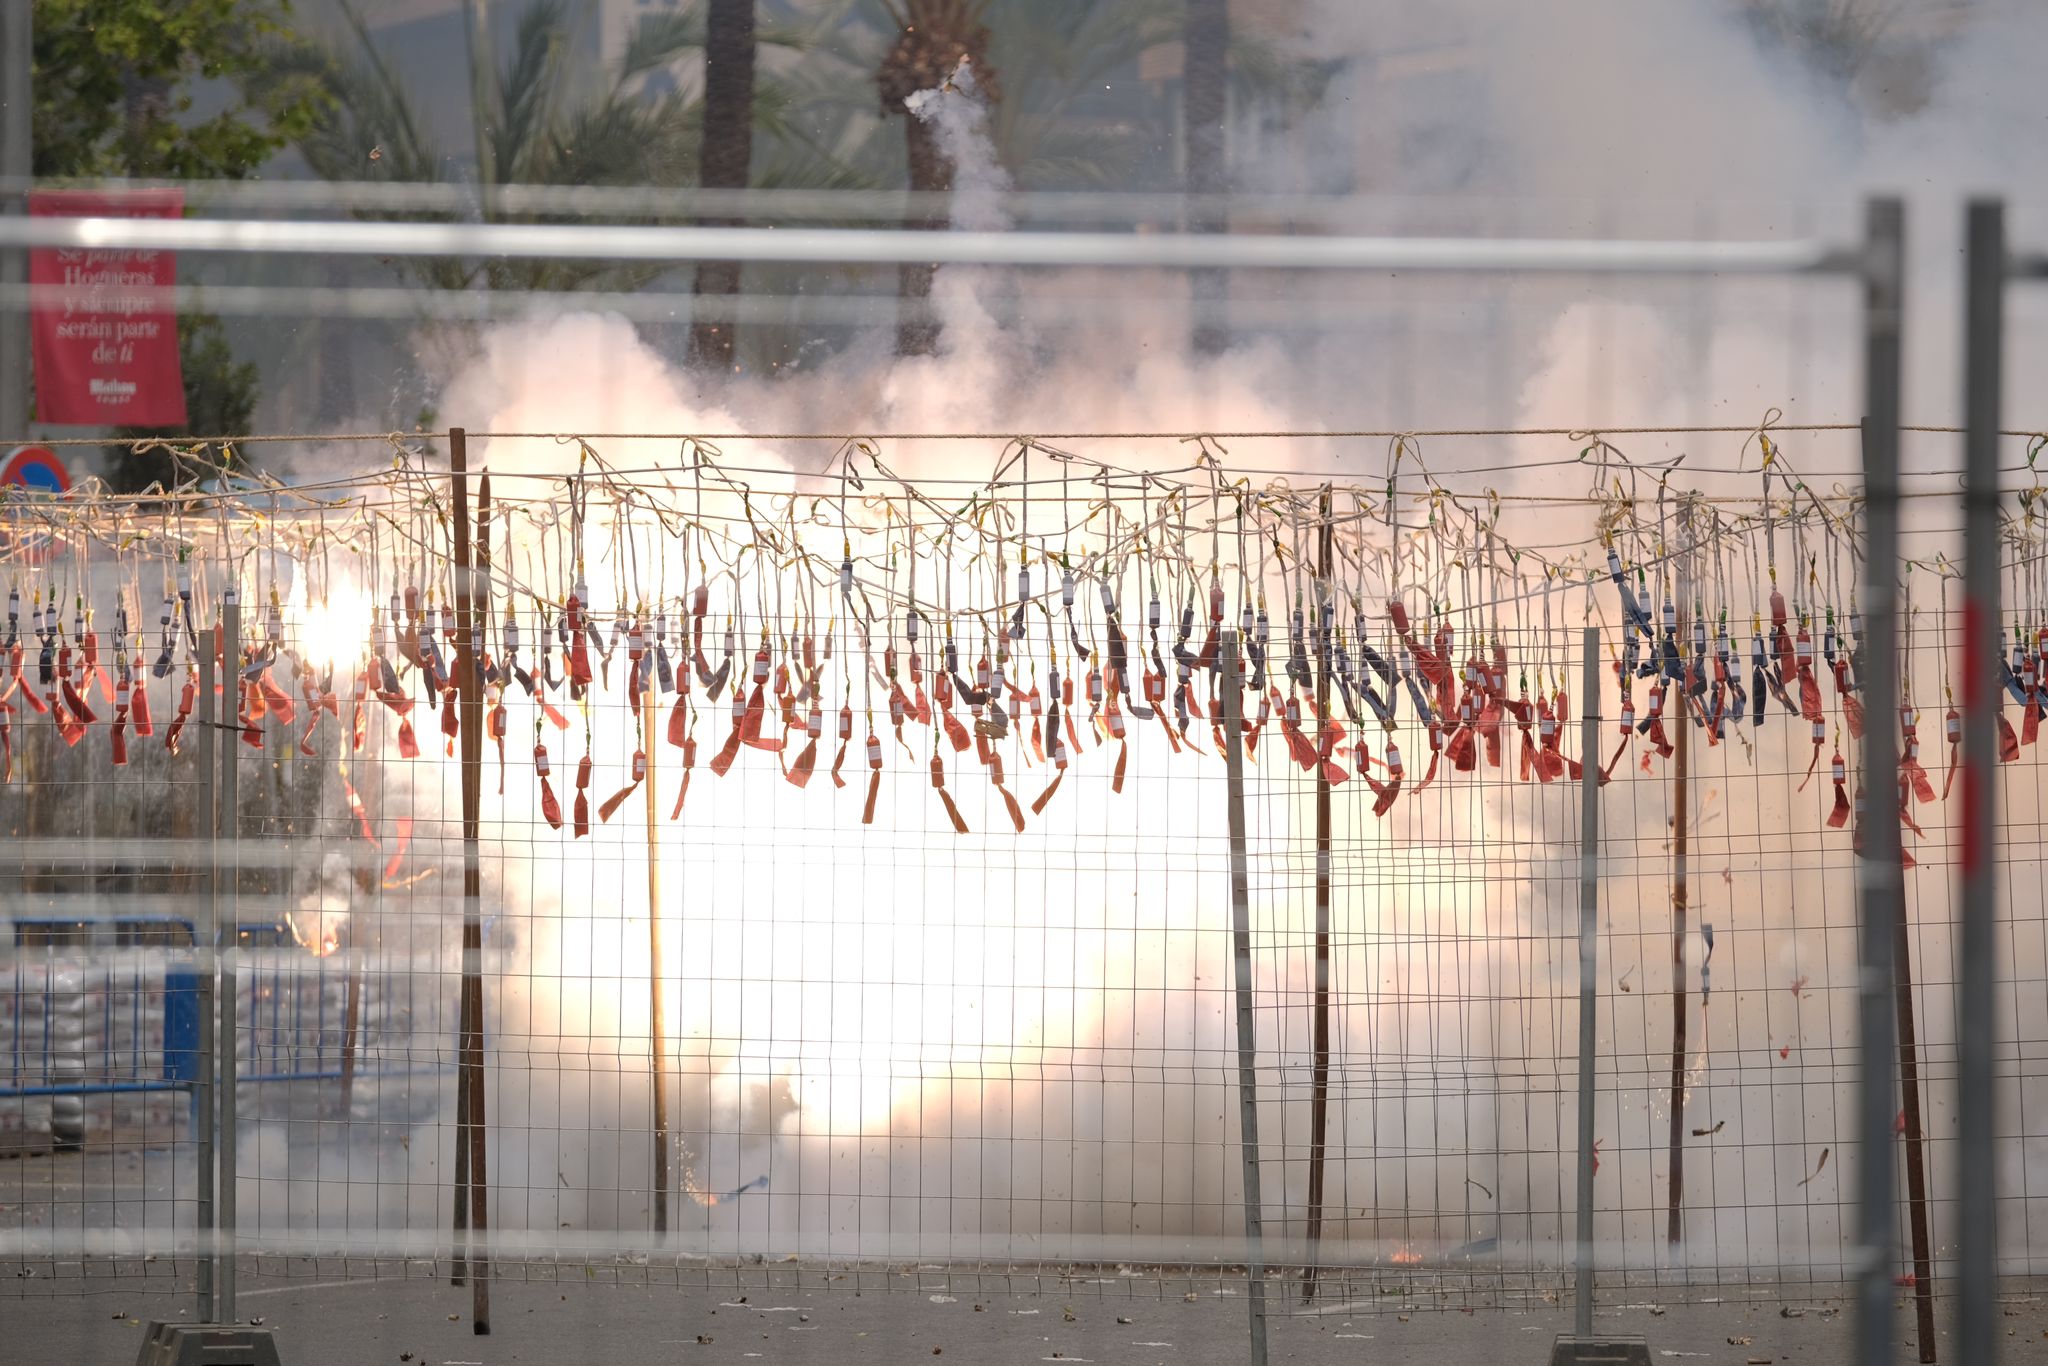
0, 960, 56, 1147
43, 963, 87, 1146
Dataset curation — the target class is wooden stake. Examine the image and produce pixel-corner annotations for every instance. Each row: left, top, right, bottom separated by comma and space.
1894, 856, 1937, 1361
450, 429, 491, 1332
1304, 486, 1333, 1299
1667, 558, 1689, 1252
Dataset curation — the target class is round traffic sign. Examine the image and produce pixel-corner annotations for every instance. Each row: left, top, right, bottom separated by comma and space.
1, 445, 70, 494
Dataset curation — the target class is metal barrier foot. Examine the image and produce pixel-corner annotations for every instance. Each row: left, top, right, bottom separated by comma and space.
133, 1321, 283, 1366
1547, 1335, 1651, 1365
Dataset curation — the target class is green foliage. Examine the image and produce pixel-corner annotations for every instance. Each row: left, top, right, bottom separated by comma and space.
259, 0, 856, 295
32, 0, 329, 179
33, 1, 328, 483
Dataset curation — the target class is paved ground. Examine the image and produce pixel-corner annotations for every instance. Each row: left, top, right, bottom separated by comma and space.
1, 1147, 2030, 1363
1, 1271, 2022, 1365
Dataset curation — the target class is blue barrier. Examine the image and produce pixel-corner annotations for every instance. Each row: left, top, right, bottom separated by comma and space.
2, 947, 459, 1149
163, 965, 199, 1084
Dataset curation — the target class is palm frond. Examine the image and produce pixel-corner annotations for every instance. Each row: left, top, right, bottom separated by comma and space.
496, 0, 575, 181
619, 8, 708, 81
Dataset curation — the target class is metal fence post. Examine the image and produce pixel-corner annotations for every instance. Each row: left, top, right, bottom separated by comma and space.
195, 598, 217, 1323
1958, 196, 2005, 1366
1855, 196, 1906, 1366
218, 589, 242, 1322
1573, 625, 1602, 1336
1220, 629, 1268, 1366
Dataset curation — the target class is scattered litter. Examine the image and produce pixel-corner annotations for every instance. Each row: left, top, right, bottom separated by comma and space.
1781, 1306, 1805, 1318
1658, 1353, 1708, 1359
1012, 1309, 1040, 1316
1182, 1293, 1199, 1303
929, 1295, 957, 1304
1115, 1316, 1132, 1324
1727, 1336, 1753, 1345
1334, 1334, 1373, 1340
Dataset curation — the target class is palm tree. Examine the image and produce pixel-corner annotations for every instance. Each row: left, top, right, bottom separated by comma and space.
866, 0, 1326, 354
262, 2, 869, 280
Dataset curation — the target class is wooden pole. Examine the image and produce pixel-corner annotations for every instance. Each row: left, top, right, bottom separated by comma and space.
1220, 631, 1269, 1366
1303, 487, 1333, 1299
451, 430, 492, 1332
1894, 858, 1938, 1361
645, 687, 671, 1235
338, 953, 363, 1121
1666, 555, 1689, 1252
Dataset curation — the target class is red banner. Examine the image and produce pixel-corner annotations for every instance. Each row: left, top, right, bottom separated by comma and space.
28, 189, 188, 427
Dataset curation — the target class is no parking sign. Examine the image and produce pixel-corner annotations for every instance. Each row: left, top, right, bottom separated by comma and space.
1, 445, 71, 494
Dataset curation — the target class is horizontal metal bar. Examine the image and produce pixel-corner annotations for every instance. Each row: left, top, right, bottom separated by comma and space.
0, 214, 1854, 275
0, 1079, 189, 1097
2010, 251, 2048, 279
0, 280, 1502, 334
0, 177, 1825, 230
0, 1067, 442, 1098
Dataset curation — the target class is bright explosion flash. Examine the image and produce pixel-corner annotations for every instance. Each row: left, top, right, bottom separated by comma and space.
293, 586, 374, 672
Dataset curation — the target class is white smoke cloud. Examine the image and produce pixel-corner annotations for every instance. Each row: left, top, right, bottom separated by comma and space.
277, 9, 2048, 1275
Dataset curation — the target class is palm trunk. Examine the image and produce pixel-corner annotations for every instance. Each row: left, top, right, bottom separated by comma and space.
461, 0, 501, 194
896, 118, 949, 357
1184, 0, 1229, 355
691, 0, 757, 370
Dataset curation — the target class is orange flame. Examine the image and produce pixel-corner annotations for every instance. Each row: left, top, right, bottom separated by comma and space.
288, 911, 347, 958
1389, 1245, 1423, 1265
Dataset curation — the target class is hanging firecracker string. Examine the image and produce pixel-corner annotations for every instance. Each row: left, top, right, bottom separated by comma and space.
0, 429, 2034, 850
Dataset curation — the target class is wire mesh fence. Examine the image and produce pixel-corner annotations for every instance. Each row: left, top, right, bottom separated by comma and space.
0, 418, 2024, 1355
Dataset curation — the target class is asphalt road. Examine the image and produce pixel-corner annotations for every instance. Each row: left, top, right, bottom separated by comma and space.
0, 1147, 2024, 1363
0, 1269, 2013, 1365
